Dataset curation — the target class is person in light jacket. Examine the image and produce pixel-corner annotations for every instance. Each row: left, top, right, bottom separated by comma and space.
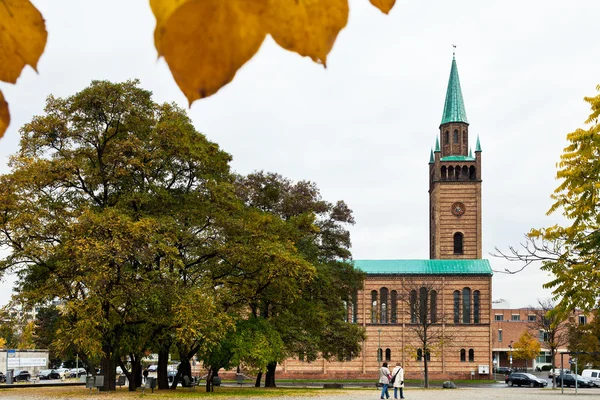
391, 362, 405, 399
379, 362, 391, 399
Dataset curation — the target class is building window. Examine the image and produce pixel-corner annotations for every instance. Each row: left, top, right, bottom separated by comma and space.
417, 348, 430, 361
410, 290, 417, 323
462, 130, 467, 144
380, 287, 389, 324
453, 290, 460, 323
419, 287, 428, 323
511, 314, 520, 321
528, 315, 536, 322
473, 290, 480, 323
469, 349, 475, 362
352, 291, 358, 323
299, 352, 305, 362
494, 314, 503, 321
385, 348, 391, 362
430, 290, 437, 323
453, 129, 459, 143
342, 300, 348, 322
378, 348, 383, 362
579, 315, 587, 325
460, 349, 466, 362
391, 290, 398, 324
371, 290, 378, 324
462, 287, 471, 324
453, 232, 463, 254
539, 330, 549, 342
444, 131, 449, 144
498, 329, 503, 342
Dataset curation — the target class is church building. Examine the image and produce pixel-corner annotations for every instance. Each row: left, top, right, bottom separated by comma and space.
279, 55, 493, 380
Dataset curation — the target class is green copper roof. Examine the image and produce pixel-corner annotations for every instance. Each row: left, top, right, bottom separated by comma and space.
429, 148, 434, 164
475, 135, 482, 152
469, 148, 473, 158
435, 137, 440, 152
440, 155, 476, 162
354, 259, 492, 275
440, 57, 469, 126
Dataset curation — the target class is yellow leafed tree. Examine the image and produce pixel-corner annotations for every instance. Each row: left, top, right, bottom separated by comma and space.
0, 0, 395, 138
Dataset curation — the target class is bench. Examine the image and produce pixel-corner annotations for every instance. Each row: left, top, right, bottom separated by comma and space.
142, 377, 156, 394
86, 375, 104, 394
183, 375, 197, 391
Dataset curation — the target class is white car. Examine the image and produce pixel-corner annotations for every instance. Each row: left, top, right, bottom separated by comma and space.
54, 368, 70, 378
69, 367, 87, 378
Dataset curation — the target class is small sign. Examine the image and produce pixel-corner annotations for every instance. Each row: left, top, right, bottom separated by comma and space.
7, 349, 16, 358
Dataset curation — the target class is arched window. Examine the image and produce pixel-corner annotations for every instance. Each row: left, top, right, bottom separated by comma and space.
448, 166, 454, 180
453, 129, 459, 143
391, 290, 398, 324
419, 287, 428, 323
462, 287, 471, 324
468, 348, 475, 362
444, 131, 449, 144
441, 166, 447, 180
377, 348, 383, 362
410, 290, 417, 323
430, 290, 437, 323
371, 290, 378, 324
473, 290, 480, 323
461, 166, 468, 179
469, 166, 476, 180
460, 349, 466, 362
454, 232, 463, 254
462, 130, 467, 144
453, 290, 460, 323
417, 348, 423, 361
380, 287, 389, 324
385, 348, 391, 361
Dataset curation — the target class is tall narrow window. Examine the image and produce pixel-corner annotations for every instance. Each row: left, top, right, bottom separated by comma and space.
391, 290, 398, 324
419, 287, 428, 323
371, 290, 378, 324
410, 290, 417, 323
430, 290, 437, 323
441, 166, 447, 180
352, 291, 358, 323
462, 287, 471, 324
416, 348, 423, 361
378, 348, 383, 362
444, 131, 449, 144
380, 288, 389, 324
385, 348, 391, 362
498, 329, 503, 342
473, 290, 480, 323
453, 129, 459, 143
462, 131, 467, 144
454, 232, 463, 254
460, 349, 466, 362
453, 290, 460, 323
342, 300, 348, 323
468, 349, 475, 362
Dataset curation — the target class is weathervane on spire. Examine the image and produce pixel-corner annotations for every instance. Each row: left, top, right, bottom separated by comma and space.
452, 44, 457, 57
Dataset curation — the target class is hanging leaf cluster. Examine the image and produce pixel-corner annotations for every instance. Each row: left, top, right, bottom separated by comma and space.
0, 0, 396, 138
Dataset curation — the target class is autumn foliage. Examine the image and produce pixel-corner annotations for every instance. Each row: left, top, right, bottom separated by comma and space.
0, 0, 396, 138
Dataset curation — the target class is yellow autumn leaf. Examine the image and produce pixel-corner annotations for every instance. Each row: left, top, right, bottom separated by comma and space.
265, 0, 349, 66
0, 0, 47, 83
151, 0, 267, 103
369, 0, 396, 14
0, 91, 9, 139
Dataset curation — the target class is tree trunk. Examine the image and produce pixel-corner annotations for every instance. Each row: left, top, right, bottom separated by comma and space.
157, 344, 170, 389
265, 361, 277, 387
171, 355, 192, 389
254, 371, 262, 387
424, 358, 429, 388
205, 367, 215, 392
100, 352, 116, 391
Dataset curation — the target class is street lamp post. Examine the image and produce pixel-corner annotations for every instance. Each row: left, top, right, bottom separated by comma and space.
378, 329, 382, 368
508, 341, 513, 371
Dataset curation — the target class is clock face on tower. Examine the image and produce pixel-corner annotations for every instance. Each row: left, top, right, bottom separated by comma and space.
451, 202, 466, 216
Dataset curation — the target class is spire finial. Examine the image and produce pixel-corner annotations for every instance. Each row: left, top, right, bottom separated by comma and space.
452, 44, 456, 59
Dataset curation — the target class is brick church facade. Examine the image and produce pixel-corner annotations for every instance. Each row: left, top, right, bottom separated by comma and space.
278, 55, 494, 380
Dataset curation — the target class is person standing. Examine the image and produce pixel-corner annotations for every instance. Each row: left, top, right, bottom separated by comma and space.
379, 362, 391, 399
142, 368, 149, 383
391, 362, 405, 399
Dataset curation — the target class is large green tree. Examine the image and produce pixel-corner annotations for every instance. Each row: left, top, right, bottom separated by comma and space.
0, 80, 234, 391
495, 85, 600, 313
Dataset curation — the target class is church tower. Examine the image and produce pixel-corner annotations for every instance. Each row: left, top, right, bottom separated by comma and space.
429, 55, 482, 259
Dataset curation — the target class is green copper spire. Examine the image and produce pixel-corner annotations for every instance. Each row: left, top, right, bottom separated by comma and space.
429, 148, 434, 164
440, 56, 469, 126
435, 136, 440, 152
475, 135, 482, 152
469, 148, 473, 158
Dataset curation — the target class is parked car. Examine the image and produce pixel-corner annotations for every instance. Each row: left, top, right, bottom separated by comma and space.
556, 373, 593, 388
548, 368, 570, 378
53, 368, 70, 379
13, 370, 31, 382
581, 369, 600, 387
505, 372, 548, 387
0, 371, 6, 383
37, 369, 54, 380
69, 368, 87, 378
167, 370, 177, 383
495, 366, 512, 375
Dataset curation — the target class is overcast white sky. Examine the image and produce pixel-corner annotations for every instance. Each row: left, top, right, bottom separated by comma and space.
1, 0, 598, 308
